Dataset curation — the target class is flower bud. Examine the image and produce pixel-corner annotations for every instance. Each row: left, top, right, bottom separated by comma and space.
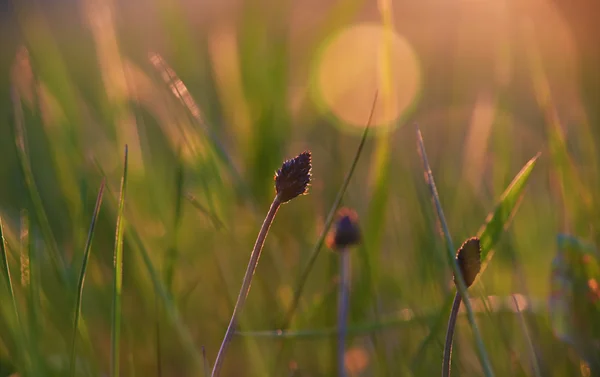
454, 237, 481, 288
327, 208, 361, 251
275, 151, 312, 203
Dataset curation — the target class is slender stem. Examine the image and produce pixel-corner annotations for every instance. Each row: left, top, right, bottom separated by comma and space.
442, 293, 462, 377
211, 196, 282, 377
512, 295, 542, 377
155, 294, 162, 377
70, 179, 106, 377
417, 128, 494, 377
337, 250, 350, 377
281, 92, 377, 330
0, 217, 20, 327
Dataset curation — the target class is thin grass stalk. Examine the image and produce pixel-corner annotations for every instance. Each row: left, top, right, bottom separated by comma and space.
337, 249, 350, 377
512, 295, 542, 377
0, 216, 27, 372
0, 217, 20, 329
155, 294, 163, 377
70, 179, 106, 377
111, 146, 129, 377
128, 228, 204, 372
11, 87, 69, 287
416, 128, 494, 377
272, 129, 372, 373
211, 196, 282, 377
22, 211, 44, 375
442, 293, 462, 377
280, 92, 378, 330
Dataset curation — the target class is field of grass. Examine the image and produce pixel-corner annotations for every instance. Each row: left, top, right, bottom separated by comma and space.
1, 0, 600, 376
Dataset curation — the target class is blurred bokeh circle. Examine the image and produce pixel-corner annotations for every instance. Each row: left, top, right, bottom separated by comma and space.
312, 22, 421, 131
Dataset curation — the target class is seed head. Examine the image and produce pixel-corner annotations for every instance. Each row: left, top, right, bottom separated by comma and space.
454, 237, 482, 288
275, 151, 312, 203
327, 208, 361, 251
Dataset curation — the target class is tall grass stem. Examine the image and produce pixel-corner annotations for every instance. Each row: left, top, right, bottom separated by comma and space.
111, 146, 129, 377
211, 196, 282, 377
70, 179, 106, 377
416, 128, 494, 377
337, 249, 350, 377
442, 293, 462, 377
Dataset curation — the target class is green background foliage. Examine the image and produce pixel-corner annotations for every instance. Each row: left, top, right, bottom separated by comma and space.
0, 0, 599, 376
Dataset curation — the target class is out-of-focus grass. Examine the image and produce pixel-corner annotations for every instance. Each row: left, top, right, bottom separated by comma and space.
0, 0, 599, 376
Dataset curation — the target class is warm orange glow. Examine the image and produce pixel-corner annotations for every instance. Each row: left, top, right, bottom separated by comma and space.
312, 23, 421, 130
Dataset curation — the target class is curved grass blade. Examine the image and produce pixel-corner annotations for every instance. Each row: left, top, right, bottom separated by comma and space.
69, 179, 106, 377
0, 216, 27, 372
409, 293, 454, 371
411, 151, 539, 370
512, 295, 542, 377
235, 294, 544, 339
111, 146, 129, 377
0, 217, 20, 330
280, 91, 378, 330
128, 227, 205, 374
270, 92, 377, 374
148, 53, 249, 199
11, 87, 69, 287
185, 194, 226, 231
416, 127, 494, 377
477, 153, 540, 280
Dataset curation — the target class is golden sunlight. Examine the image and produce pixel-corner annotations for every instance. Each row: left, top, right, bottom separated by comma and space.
312, 23, 421, 131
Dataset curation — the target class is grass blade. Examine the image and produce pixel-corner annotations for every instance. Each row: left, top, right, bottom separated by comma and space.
111, 146, 129, 377
477, 153, 540, 279
337, 250, 351, 377
416, 127, 494, 377
0, 217, 20, 331
128, 228, 205, 374
411, 151, 539, 371
148, 53, 249, 199
212, 197, 282, 377
11, 87, 69, 287
0, 216, 27, 373
270, 92, 377, 374
512, 295, 542, 377
164, 152, 185, 293
70, 179, 106, 377
280, 91, 378, 330
235, 294, 545, 339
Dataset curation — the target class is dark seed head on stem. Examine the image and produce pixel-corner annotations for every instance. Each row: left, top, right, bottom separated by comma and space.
275, 151, 312, 203
454, 237, 482, 288
327, 208, 361, 251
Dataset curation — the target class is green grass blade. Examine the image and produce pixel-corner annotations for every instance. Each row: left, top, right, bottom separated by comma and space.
411, 151, 539, 371
0, 216, 27, 373
416, 127, 494, 377
235, 294, 545, 339
512, 295, 542, 377
164, 151, 185, 293
410, 292, 455, 370
70, 179, 106, 377
280, 91, 378, 329
477, 153, 540, 278
111, 146, 129, 377
149, 53, 249, 200
11, 87, 69, 287
0, 217, 20, 331
128, 227, 204, 374
21, 210, 45, 376
185, 194, 226, 231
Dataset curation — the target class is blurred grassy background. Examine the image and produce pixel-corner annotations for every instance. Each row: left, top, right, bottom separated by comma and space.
0, 0, 600, 376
